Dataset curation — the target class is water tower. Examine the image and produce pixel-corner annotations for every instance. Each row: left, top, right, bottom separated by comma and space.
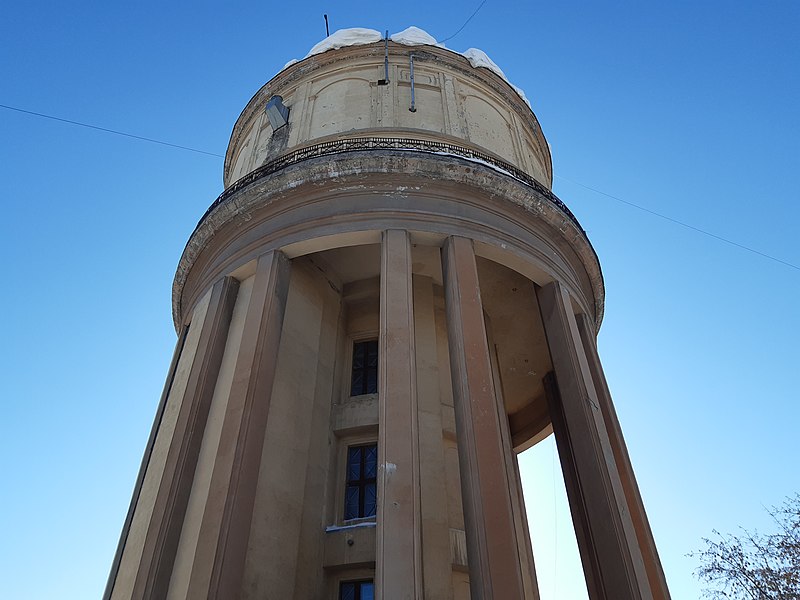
105, 27, 670, 600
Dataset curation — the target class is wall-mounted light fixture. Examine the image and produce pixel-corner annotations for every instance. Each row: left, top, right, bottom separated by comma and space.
265, 95, 289, 129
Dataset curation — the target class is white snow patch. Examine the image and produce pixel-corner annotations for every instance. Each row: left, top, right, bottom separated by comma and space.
463, 48, 509, 80
390, 26, 443, 48
281, 58, 298, 71
304, 28, 382, 58
508, 84, 532, 109
273, 26, 532, 112
463, 48, 531, 108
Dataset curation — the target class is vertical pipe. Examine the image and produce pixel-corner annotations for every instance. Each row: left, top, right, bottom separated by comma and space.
384, 31, 389, 83
409, 54, 417, 112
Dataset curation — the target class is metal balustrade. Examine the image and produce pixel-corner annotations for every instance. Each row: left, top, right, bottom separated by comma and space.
196, 137, 582, 234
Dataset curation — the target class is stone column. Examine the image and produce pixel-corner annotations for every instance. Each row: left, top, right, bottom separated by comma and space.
186, 251, 291, 599
575, 313, 671, 600
486, 328, 541, 600
441, 235, 526, 600
537, 280, 651, 600
376, 229, 423, 599
131, 276, 239, 599
413, 273, 454, 600
104, 323, 189, 600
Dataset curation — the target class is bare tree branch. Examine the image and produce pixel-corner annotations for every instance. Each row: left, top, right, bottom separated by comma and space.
690, 495, 800, 600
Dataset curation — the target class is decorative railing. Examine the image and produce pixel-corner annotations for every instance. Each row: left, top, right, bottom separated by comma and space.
195, 137, 581, 233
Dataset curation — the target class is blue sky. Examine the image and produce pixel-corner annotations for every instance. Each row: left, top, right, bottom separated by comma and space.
1, 2, 798, 598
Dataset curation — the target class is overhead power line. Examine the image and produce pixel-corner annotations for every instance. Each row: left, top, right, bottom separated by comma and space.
0, 103, 224, 158
440, 0, 488, 43
555, 174, 800, 272
3, 101, 795, 272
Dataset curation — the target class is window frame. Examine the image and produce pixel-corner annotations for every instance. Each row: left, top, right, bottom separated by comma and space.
343, 443, 378, 521
349, 338, 379, 397
339, 579, 374, 600
333, 432, 378, 527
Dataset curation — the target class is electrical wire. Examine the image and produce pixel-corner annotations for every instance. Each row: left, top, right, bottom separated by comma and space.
3, 101, 796, 273
555, 174, 800, 272
439, 0, 488, 43
0, 103, 224, 158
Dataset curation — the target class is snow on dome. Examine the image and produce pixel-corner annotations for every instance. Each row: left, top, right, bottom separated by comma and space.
462, 48, 531, 108
390, 26, 442, 47
304, 28, 383, 58
463, 48, 508, 81
273, 26, 532, 112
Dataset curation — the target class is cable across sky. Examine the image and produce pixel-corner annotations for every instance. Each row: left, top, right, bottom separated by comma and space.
1, 101, 796, 273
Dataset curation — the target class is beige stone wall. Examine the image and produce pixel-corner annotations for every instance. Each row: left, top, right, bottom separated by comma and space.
224, 42, 552, 190
240, 259, 340, 598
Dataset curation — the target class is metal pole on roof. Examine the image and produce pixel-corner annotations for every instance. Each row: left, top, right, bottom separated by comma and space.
409, 54, 417, 112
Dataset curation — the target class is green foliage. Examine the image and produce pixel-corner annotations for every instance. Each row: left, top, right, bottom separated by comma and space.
692, 494, 800, 599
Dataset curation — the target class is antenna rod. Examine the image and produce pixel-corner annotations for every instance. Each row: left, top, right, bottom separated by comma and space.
409, 54, 417, 112
324, 14, 330, 37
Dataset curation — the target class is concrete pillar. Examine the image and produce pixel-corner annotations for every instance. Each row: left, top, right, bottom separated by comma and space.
105, 324, 190, 600
131, 277, 239, 599
185, 251, 291, 599
110, 288, 218, 600
537, 280, 651, 600
575, 313, 671, 600
376, 229, 423, 599
441, 235, 526, 600
485, 326, 541, 600
413, 273, 454, 600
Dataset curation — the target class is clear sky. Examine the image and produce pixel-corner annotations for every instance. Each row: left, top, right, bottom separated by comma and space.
1, 2, 798, 598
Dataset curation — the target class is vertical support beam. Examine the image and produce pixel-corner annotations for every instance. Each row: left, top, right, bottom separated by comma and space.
537, 281, 651, 600
186, 251, 291, 600
132, 277, 239, 599
104, 324, 189, 600
377, 229, 423, 600
486, 330, 541, 600
575, 314, 671, 600
509, 454, 541, 600
541, 372, 602, 599
413, 273, 454, 600
441, 235, 526, 600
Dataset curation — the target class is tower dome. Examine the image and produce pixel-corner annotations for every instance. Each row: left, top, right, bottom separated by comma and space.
107, 27, 669, 600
